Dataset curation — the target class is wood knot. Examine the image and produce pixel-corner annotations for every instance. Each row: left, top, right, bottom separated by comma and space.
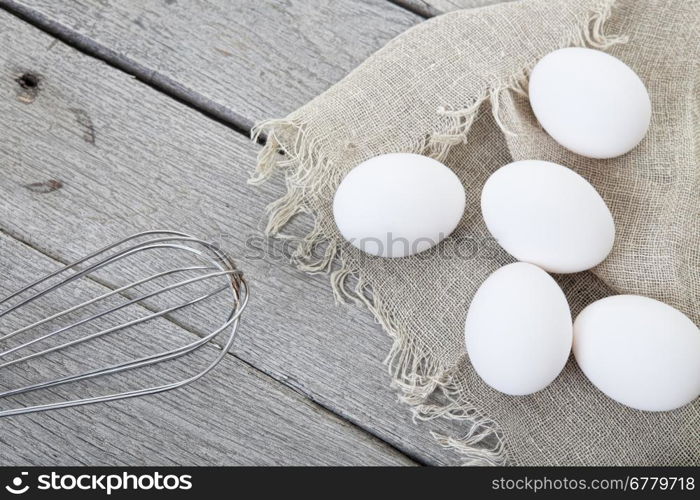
16, 72, 42, 104
25, 179, 63, 194
17, 72, 39, 89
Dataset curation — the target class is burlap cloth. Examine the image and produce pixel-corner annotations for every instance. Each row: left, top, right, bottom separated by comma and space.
250, 0, 700, 465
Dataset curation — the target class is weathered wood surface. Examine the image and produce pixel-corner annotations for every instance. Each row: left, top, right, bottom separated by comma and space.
0, 232, 413, 466
0, 11, 473, 464
2, 0, 421, 129
3, 0, 509, 131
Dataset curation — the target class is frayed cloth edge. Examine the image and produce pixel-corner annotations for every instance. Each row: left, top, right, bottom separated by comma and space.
248, 0, 625, 466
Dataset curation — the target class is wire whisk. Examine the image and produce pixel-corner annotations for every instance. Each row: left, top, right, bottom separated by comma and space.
0, 230, 249, 417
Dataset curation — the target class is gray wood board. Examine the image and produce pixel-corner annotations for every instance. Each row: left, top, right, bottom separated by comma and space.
1, 0, 422, 129
0, 233, 412, 466
0, 12, 467, 464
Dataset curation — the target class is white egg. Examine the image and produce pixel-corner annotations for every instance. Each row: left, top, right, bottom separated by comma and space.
573, 295, 700, 412
465, 262, 572, 395
481, 160, 615, 273
333, 153, 465, 258
529, 47, 651, 159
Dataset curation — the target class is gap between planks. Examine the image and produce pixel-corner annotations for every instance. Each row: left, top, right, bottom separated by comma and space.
388, 0, 442, 17
0, 6, 425, 461
0, 0, 255, 135
0, 0, 429, 139
0, 0, 471, 465
0, 219, 426, 466
0, 228, 415, 466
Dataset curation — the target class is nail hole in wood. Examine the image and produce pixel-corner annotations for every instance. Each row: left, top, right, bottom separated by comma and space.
17, 72, 40, 89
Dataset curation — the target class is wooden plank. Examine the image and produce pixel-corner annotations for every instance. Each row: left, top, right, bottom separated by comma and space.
1, 0, 421, 129
0, 233, 413, 466
0, 12, 466, 464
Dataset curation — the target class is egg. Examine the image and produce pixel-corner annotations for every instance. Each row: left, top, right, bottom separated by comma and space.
333, 153, 465, 258
481, 160, 614, 273
465, 262, 572, 395
573, 295, 700, 412
529, 47, 651, 159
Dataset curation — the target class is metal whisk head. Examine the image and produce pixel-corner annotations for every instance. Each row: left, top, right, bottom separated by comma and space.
0, 230, 249, 417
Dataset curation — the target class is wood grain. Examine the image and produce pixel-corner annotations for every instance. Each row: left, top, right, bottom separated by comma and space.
1, 0, 421, 130
0, 11, 468, 464
0, 232, 413, 466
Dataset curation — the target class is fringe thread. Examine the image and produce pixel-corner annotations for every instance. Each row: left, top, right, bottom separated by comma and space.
249, 0, 625, 466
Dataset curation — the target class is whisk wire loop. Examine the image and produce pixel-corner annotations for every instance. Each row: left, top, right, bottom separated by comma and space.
0, 230, 249, 418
